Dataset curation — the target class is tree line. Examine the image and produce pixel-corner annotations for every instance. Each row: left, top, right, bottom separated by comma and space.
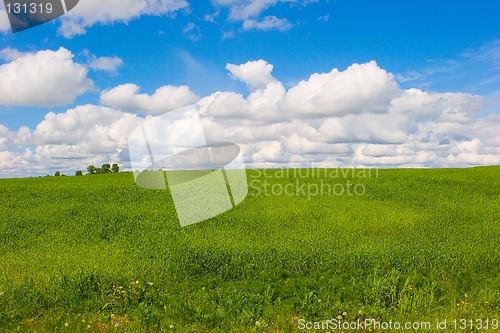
53, 163, 120, 177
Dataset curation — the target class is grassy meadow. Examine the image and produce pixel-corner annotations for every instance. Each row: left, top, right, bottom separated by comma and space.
0, 167, 499, 332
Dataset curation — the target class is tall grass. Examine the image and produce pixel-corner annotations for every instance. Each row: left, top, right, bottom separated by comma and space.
0, 167, 499, 332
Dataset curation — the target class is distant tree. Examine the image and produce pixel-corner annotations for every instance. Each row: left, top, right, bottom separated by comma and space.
112, 163, 120, 173
75, 170, 83, 176
61, 174, 67, 177
102, 163, 111, 174
54, 171, 61, 177
87, 166, 96, 174
96, 168, 104, 174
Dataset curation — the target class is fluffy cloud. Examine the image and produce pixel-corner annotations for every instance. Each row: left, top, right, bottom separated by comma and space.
0, 47, 93, 107
100, 84, 199, 115
215, 0, 283, 21
183, 22, 202, 41
317, 114, 411, 144
242, 16, 292, 31
196, 60, 499, 168
213, 0, 309, 31
58, 0, 189, 37
282, 61, 400, 117
0, 125, 11, 150
80, 49, 124, 72
0, 47, 26, 61
88, 55, 124, 73
32, 105, 142, 149
1, 59, 500, 178
0, 105, 144, 177
226, 60, 278, 90
390, 88, 483, 123
0, 150, 36, 177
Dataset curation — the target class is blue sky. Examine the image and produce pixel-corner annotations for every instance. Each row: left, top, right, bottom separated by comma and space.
0, 0, 499, 176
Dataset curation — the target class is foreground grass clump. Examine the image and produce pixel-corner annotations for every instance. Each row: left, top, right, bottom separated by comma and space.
0, 167, 499, 332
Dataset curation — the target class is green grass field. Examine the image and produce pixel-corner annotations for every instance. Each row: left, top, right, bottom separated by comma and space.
0, 167, 499, 332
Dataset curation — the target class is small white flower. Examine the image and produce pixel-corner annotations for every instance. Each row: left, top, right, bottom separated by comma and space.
343, 311, 347, 316
338, 315, 342, 320
0, 292, 4, 296
318, 299, 321, 303
358, 310, 363, 315
148, 282, 154, 286
110, 314, 115, 318
202, 287, 205, 290
87, 324, 91, 328
170, 324, 174, 329
64, 322, 69, 327
115, 322, 119, 327
255, 321, 260, 326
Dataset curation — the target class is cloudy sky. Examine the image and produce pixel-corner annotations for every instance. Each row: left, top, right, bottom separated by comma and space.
0, 0, 499, 177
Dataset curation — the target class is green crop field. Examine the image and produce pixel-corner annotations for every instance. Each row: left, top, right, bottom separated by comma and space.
0, 167, 499, 332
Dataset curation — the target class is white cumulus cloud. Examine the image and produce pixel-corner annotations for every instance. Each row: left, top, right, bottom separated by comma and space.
58, 0, 189, 38
196, 60, 498, 168
100, 84, 199, 115
282, 61, 400, 117
88, 55, 124, 73
1, 59, 500, 178
213, 0, 310, 31
226, 59, 278, 90
0, 47, 27, 61
0, 47, 93, 107
215, 0, 282, 21
0, 105, 144, 177
243, 16, 293, 31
